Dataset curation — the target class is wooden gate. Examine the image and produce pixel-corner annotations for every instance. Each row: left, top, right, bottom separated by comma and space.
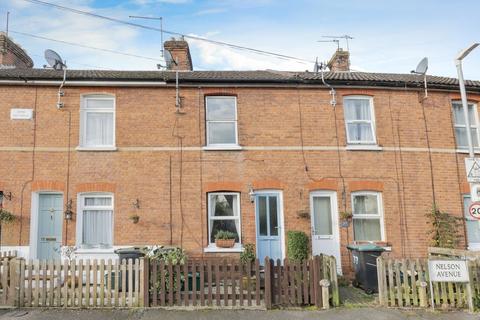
148, 255, 339, 309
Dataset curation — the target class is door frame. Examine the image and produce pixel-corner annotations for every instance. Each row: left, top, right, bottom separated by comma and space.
309, 190, 342, 273
29, 191, 64, 259
254, 189, 285, 260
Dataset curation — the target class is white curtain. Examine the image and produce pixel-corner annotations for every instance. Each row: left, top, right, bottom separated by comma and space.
85, 112, 114, 146
345, 98, 374, 142
453, 103, 479, 148
313, 197, 332, 236
82, 210, 113, 247
353, 219, 381, 241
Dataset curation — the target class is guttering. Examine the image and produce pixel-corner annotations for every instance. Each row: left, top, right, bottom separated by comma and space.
0, 80, 167, 87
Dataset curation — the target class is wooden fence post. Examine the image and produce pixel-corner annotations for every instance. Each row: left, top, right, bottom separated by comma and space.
264, 257, 272, 310
313, 255, 322, 309
329, 256, 339, 307
141, 258, 149, 307
377, 256, 385, 306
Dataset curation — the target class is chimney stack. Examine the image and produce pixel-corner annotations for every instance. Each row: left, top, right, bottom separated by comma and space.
0, 32, 33, 69
163, 38, 193, 71
327, 48, 350, 72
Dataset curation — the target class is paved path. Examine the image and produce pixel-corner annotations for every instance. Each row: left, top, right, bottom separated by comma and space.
0, 308, 478, 320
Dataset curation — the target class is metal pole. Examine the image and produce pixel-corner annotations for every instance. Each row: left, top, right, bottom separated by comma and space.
160, 17, 164, 58
455, 43, 479, 159
6, 11, 9, 37
456, 59, 475, 158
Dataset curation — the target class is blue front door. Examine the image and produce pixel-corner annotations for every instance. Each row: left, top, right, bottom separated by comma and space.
37, 194, 63, 260
255, 193, 282, 263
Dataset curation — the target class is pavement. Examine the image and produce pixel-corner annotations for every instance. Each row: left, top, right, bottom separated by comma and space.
0, 308, 478, 320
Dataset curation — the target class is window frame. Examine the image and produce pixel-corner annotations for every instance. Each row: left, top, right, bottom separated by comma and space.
76, 192, 114, 249
451, 101, 480, 150
206, 192, 242, 248
343, 95, 377, 145
462, 194, 480, 249
351, 191, 385, 242
205, 96, 239, 149
79, 94, 116, 150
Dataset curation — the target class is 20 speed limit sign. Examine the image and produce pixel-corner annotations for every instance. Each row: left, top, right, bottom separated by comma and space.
469, 202, 480, 220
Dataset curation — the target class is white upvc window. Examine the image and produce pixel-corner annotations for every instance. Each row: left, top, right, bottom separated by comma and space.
79, 95, 115, 149
352, 191, 385, 242
77, 193, 114, 249
344, 96, 377, 145
205, 96, 239, 148
452, 101, 480, 150
207, 192, 241, 246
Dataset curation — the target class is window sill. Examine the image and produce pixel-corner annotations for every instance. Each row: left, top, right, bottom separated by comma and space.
346, 144, 383, 151
204, 244, 243, 253
202, 145, 243, 151
456, 149, 480, 154
76, 146, 118, 152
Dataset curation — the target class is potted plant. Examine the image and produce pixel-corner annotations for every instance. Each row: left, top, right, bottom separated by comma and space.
215, 230, 237, 248
129, 214, 140, 224
0, 209, 15, 224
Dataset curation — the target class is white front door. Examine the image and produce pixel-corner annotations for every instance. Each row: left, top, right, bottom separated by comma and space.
310, 191, 342, 274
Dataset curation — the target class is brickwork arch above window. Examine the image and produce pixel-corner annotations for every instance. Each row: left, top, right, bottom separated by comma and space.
349, 180, 383, 192
306, 179, 338, 191
75, 182, 116, 194
252, 180, 284, 190
32, 180, 65, 192
204, 182, 243, 193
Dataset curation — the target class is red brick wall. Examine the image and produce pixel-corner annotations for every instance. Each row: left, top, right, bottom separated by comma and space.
0, 84, 475, 272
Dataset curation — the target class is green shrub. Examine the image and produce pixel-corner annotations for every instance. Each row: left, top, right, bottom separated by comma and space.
142, 246, 187, 292
215, 230, 237, 240
426, 205, 461, 248
0, 209, 15, 223
240, 243, 256, 265
287, 231, 309, 262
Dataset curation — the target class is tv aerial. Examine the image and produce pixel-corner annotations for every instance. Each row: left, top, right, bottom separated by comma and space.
317, 39, 340, 50
322, 35, 354, 51
44, 49, 67, 70
411, 57, 429, 99
44, 49, 67, 109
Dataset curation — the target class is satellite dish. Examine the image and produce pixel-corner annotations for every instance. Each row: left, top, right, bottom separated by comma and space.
411, 57, 429, 99
164, 49, 177, 69
413, 57, 428, 75
44, 49, 66, 70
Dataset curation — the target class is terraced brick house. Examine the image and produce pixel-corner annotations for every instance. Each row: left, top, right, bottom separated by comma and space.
1, 35, 480, 274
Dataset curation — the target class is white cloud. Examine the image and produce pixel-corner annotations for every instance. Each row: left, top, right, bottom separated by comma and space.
132, 0, 190, 5
3, 0, 164, 70
193, 8, 227, 16
188, 33, 312, 71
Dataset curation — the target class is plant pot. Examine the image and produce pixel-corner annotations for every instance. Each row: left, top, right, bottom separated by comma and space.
215, 239, 235, 248
130, 215, 140, 224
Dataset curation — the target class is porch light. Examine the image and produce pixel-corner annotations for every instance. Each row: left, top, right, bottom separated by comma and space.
64, 199, 74, 220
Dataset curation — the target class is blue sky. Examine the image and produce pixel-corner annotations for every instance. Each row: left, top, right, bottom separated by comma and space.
1, 0, 480, 79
